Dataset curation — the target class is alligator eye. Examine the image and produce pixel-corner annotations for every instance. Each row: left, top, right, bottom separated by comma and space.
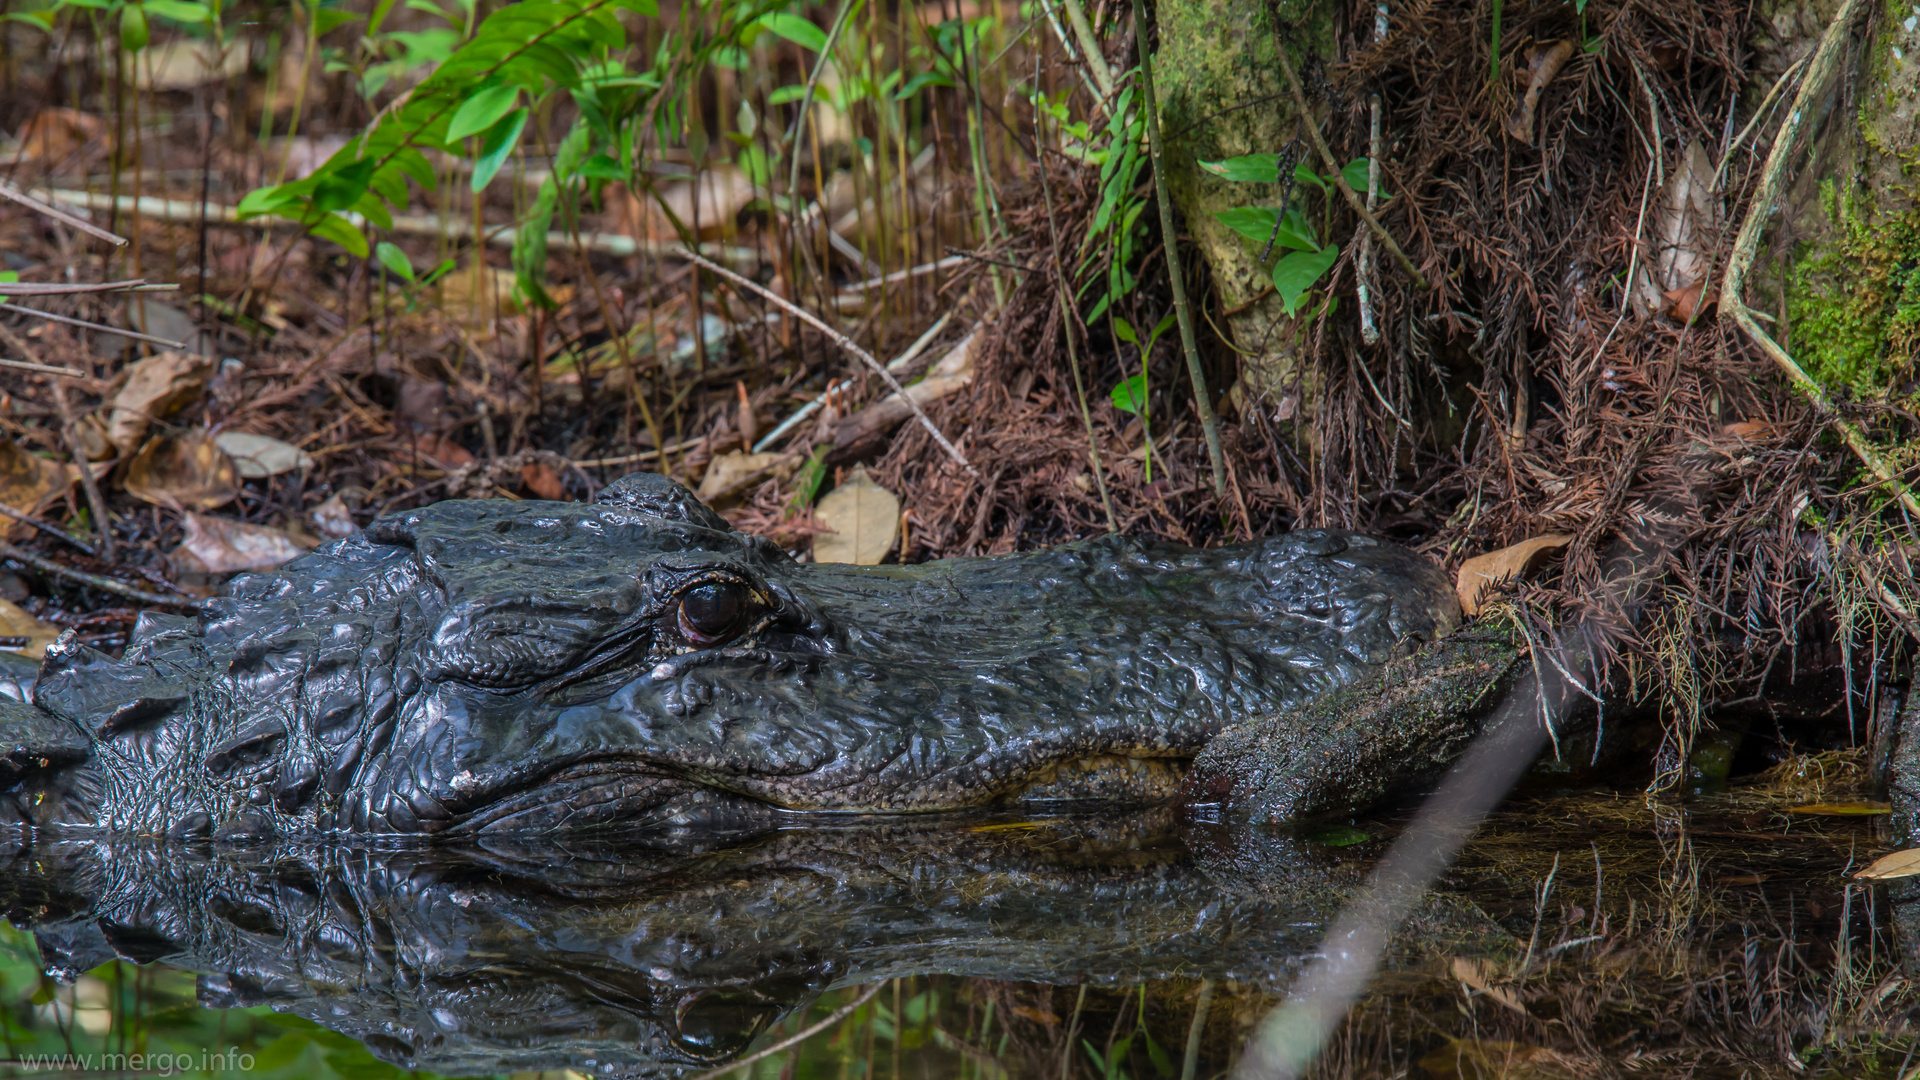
677, 581, 750, 645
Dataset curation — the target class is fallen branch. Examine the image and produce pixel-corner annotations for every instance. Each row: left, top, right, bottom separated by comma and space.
0, 301, 189, 349
0, 541, 198, 609
0, 278, 172, 297
0, 502, 97, 558
1717, 0, 1919, 518
681, 251, 976, 474
755, 311, 956, 452
29, 187, 762, 270
0, 181, 127, 246
0, 357, 87, 378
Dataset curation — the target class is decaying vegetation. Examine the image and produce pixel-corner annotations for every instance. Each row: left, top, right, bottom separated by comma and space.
4, 0, 1920, 1072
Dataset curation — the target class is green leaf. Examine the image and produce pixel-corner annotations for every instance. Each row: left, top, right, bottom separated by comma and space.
579, 153, 625, 180
894, 71, 954, 99
1292, 160, 1325, 191
1143, 1029, 1176, 1077
1146, 312, 1177, 347
314, 7, 361, 34
235, 185, 302, 218
312, 158, 375, 213
1273, 243, 1339, 316
1308, 824, 1373, 846
755, 11, 826, 52
469, 107, 528, 192
1110, 374, 1148, 415
446, 83, 521, 143
0, 270, 15, 305
1111, 316, 1138, 344
1213, 206, 1318, 253
307, 212, 369, 258
142, 0, 212, 22
1339, 157, 1370, 192
374, 241, 416, 281
119, 5, 149, 52
1198, 153, 1282, 183
770, 82, 832, 105
368, 0, 404, 35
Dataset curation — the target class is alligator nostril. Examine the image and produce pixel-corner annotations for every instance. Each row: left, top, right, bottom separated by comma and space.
166, 811, 212, 841
274, 759, 320, 812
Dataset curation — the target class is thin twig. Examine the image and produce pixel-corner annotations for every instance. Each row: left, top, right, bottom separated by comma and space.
574, 435, 710, 469
0, 502, 96, 557
681, 251, 976, 474
0, 302, 188, 349
685, 983, 884, 1080
840, 254, 970, 293
0, 278, 164, 296
0, 182, 128, 246
0, 542, 196, 608
1717, 0, 1919, 518
49, 380, 114, 563
1270, 39, 1428, 291
754, 312, 956, 453
0, 357, 88, 378
1132, 0, 1227, 497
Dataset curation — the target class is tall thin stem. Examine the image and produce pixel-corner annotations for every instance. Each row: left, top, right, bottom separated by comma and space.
1130, 0, 1225, 497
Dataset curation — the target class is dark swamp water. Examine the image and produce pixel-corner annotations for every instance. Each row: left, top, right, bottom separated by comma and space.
2, 770, 1917, 1080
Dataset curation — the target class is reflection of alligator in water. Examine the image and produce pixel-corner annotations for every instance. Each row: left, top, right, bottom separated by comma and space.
0, 814, 1504, 1076
0, 473, 1469, 838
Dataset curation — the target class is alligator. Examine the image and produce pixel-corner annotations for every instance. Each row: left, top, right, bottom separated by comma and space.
0, 472, 1494, 840
0, 813, 1510, 1075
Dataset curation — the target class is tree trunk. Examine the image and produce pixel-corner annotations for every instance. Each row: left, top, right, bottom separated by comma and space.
1154, 0, 1333, 425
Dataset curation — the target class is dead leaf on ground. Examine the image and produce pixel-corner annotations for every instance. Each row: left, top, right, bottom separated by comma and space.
123, 431, 238, 512
696, 450, 790, 506
0, 439, 74, 536
214, 431, 314, 478
1662, 279, 1714, 322
75, 413, 114, 461
1720, 420, 1776, 442
0, 598, 62, 660
1857, 849, 1920, 880
521, 459, 566, 500
108, 350, 213, 453
174, 513, 309, 575
1456, 534, 1574, 616
436, 263, 522, 329
309, 493, 359, 539
1635, 138, 1722, 318
1450, 957, 1529, 1016
407, 432, 476, 468
15, 107, 107, 165
813, 466, 900, 565
1786, 801, 1891, 816
1505, 40, 1575, 144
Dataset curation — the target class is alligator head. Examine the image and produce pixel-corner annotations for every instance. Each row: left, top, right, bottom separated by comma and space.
0, 473, 1458, 838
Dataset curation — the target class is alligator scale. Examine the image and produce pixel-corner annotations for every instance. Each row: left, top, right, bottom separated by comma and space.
0, 473, 1472, 838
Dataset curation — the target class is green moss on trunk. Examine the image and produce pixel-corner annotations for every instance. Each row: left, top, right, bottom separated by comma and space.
1153, 0, 1334, 416
1774, 0, 1920, 396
